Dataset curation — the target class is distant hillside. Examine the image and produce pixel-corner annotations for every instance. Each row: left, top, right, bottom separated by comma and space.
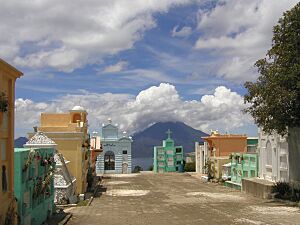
132, 121, 208, 158
14, 137, 28, 148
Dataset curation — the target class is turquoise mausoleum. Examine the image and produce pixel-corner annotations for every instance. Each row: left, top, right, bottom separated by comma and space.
225, 137, 259, 190
153, 129, 184, 173
14, 147, 55, 225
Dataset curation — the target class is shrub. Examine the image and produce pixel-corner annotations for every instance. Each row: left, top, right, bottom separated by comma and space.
184, 162, 195, 172
203, 160, 215, 179
291, 186, 300, 202
272, 181, 291, 199
148, 165, 153, 171
133, 166, 143, 173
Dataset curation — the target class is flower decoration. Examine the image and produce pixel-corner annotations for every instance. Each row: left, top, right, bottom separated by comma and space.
0, 92, 8, 112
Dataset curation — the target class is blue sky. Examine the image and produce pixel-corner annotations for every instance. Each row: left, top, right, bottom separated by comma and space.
16, 1, 234, 101
1, 0, 298, 137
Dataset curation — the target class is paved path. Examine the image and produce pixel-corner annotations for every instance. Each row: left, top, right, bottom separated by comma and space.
67, 173, 300, 225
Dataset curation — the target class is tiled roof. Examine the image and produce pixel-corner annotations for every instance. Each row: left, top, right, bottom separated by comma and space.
24, 132, 56, 147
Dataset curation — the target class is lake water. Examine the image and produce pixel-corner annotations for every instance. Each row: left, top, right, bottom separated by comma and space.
132, 157, 153, 171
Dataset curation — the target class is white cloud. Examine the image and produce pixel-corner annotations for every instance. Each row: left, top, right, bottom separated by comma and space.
172, 26, 193, 37
103, 61, 129, 73
187, 87, 215, 95
195, 0, 299, 81
122, 69, 177, 83
0, 0, 197, 72
15, 83, 253, 137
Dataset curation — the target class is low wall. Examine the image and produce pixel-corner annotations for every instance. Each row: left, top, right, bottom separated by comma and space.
242, 178, 274, 199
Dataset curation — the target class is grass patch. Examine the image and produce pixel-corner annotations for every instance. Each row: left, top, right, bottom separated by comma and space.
77, 199, 89, 206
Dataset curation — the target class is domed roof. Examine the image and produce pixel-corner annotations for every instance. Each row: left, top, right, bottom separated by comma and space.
72, 105, 85, 111
24, 132, 57, 147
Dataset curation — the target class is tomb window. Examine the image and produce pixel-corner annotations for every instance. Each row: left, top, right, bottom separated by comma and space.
104, 151, 115, 170
2, 165, 7, 192
176, 148, 181, 153
266, 141, 272, 166
166, 150, 173, 155
167, 161, 173, 166
168, 157, 174, 162
72, 113, 81, 123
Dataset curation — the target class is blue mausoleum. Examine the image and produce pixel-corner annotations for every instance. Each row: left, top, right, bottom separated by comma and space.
96, 119, 132, 174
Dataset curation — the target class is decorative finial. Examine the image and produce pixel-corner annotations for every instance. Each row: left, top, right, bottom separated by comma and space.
166, 129, 172, 139
33, 126, 38, 133
92, 131, 98, 137
108, 118, 112, 124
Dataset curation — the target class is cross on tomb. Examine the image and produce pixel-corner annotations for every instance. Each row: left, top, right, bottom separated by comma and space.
166, 129, 172, 139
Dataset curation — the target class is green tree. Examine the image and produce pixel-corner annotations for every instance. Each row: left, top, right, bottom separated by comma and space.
244, 3, 300, 135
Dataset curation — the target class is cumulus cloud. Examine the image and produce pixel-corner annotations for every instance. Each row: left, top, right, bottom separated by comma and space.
195, 0, 299, 81
0, 0, 198, 72
103, 61, 129, 73
171, 26, 193, 37
15, 83, 252, 137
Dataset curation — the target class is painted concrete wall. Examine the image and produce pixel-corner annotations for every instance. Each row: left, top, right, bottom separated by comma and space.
230, 153, 258, 184
195, 142, 208, 174
96, 140, 132, 174
54, 153, 76, 204
96, 122, 132, 174
14, 148, 55, 225
203, 134, 247, 157
0, 59, 22, 225
247, 137, 258, 153
34, 110, 89, 194
153, 136, 184, 173
210, 157, 230, 179
258, 128, 289, 182
288, 127, 300, 184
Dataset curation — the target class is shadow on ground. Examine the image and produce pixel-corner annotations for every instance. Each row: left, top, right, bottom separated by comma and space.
94, 185, 107, 198
43, 208, 71, 225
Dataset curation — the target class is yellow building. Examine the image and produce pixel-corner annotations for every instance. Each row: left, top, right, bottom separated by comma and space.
30, 106, 90, 195
0, 59, 23, 224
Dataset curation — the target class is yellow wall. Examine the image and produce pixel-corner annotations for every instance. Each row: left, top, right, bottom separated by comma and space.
0, 59, 22, 225
30, 110, 89, 194
210, 157, 230, 179
41, 113, 70, 127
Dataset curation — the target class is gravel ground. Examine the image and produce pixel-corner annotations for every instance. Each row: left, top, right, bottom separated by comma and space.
67, 173, 300, 225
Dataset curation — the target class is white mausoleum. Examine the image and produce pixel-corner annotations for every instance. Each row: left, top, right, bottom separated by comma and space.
258, 128, 289, 182
195, 142, 208, 174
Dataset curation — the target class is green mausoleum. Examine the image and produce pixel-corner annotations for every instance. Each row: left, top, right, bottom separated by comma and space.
153, 129, 184, 173
14, 147, 55, 225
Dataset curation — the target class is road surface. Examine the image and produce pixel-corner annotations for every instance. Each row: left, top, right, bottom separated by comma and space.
67, 173, 300, 225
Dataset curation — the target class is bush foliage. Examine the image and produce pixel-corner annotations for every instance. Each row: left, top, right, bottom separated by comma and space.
184, 162, 195, 172
272, 181, 300, 202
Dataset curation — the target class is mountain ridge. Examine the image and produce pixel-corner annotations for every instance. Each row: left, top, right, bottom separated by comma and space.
132, 121, 208, 158
14, 137, 28, 148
